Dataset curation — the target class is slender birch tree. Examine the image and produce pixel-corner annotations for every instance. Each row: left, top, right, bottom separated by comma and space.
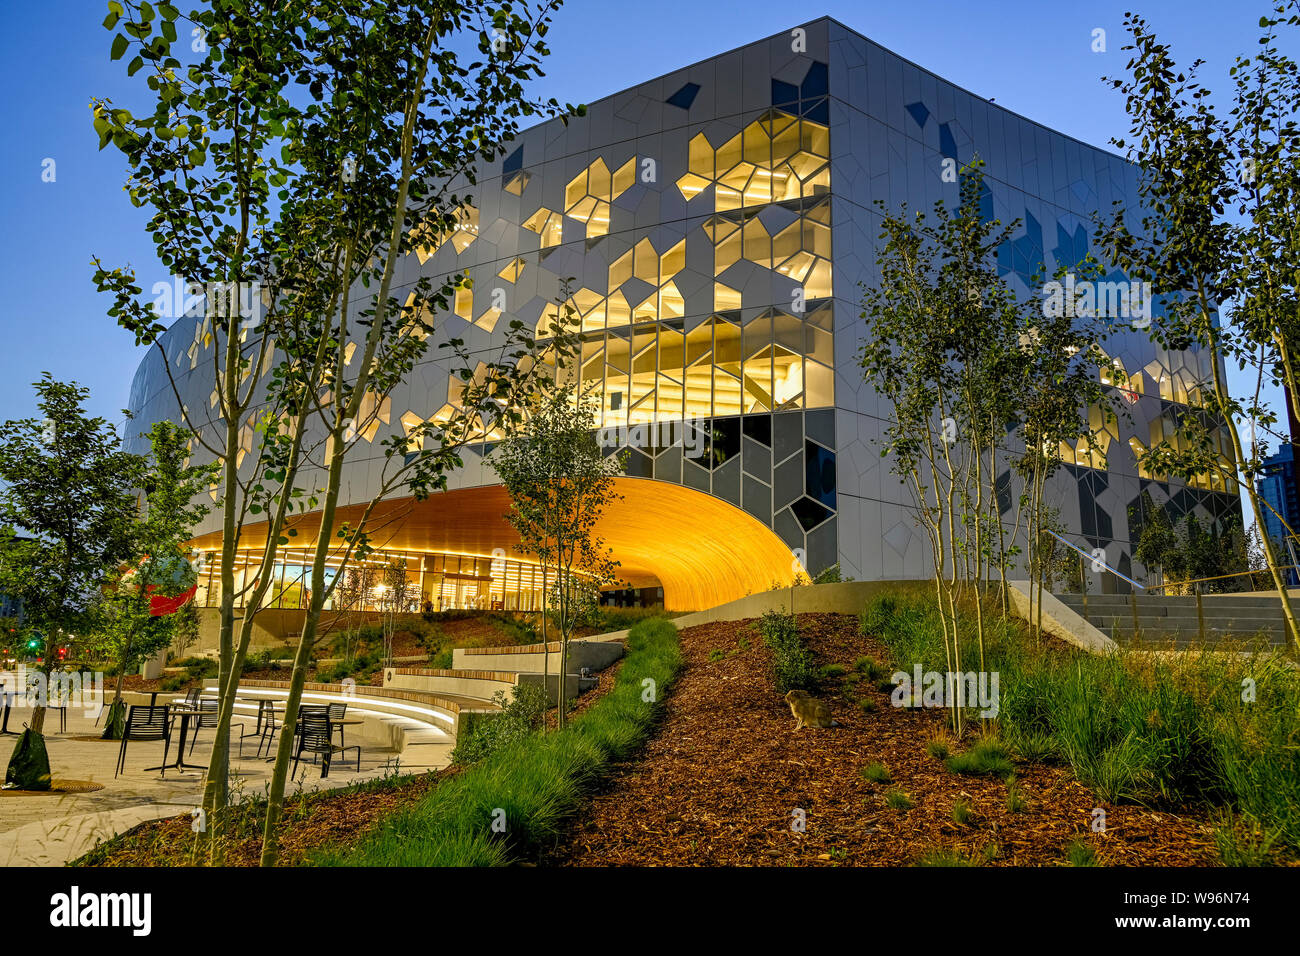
1097, 10, 1300, 650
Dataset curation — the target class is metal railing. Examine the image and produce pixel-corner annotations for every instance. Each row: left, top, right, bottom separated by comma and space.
1044, 529, 1299, 643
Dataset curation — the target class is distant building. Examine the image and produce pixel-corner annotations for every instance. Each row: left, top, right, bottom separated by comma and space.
1257, 443, 1300, 584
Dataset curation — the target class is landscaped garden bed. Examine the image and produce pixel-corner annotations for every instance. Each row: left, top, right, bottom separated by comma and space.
546, 605, 1294, 867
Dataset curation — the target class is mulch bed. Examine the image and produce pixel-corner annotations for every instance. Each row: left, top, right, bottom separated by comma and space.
543, 613, 1221, 867
75, 768, 454, 866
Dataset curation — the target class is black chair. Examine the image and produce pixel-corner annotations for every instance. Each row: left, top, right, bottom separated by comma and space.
327, 702, 348, 749
292, 711, 359, 779
188, 698, 242, 755
183, 688, 201, 708
115, 705, 172, 778
292, 703, 327, 748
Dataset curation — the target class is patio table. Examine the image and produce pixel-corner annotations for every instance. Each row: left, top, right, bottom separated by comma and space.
144, 705, 208, 772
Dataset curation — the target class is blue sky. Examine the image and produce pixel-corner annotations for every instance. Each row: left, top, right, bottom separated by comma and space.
0, 0, 1290, 437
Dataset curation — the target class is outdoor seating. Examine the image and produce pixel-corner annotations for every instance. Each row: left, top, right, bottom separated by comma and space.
327, 701, 348, 749
238, 698, 278, 758
114, 704, 172, 778
292, 710, 359, 779
188, 697, 242, 755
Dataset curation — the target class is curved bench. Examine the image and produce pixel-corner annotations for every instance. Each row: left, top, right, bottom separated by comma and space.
386, 667, 520, 702
195, 679, 498, 755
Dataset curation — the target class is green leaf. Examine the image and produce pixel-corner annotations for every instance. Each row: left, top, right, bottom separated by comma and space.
127, 55, 144, 77
110, 33, 128, 60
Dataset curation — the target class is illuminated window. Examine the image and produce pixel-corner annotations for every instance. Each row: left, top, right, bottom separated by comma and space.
564, 157, 635, 239
498, 256, 526, 282
523, 207, 563, 249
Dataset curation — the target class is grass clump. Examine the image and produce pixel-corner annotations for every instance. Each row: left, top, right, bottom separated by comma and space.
854, 655, 887, 681
915, 847, 973, 866
951, 798, 976, 825
818, 663, 848, 679
861, 761, 891, 784
1064, 837, 1097, 866
1212, 812, 1281, 866
925, 735, 951, 760
885, 788, 913, 810
945, 738, 1015, 779
315, 618, 682, 867
1005, 777, 1027, 813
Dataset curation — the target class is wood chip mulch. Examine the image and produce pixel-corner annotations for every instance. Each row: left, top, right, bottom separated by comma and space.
543, 613, 1220, 867
76, 768, 454, 867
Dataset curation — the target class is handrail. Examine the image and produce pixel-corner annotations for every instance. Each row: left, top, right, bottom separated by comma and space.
1143, 565, 1300, 593
1045, 528, 1300, 595
1043, 529, 1147, 591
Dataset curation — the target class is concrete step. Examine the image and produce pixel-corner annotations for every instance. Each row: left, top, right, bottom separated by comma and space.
452, 639, 623, 675
384, 666, 583, 706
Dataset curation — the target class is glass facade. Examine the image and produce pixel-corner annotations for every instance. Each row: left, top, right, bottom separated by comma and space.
192, 549, 555, 613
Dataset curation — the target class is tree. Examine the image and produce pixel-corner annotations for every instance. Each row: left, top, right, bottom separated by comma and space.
0, 376, 142, 787
490, 384, 623, 730
86, 1, 576, 861
377, 558, 413, 667
1096, 9, 1300, 650
859, 165, 1113, 728
91, 420, 214, 738
1132, 490, 1178, 587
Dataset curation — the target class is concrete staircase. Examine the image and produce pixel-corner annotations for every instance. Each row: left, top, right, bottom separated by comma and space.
1055, 592, 1294, 647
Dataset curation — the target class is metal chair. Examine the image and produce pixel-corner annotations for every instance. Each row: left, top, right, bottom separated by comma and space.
188, 698, 242, 755
327, 702, 348, 749
115, 705, 172, 778
183, 687, 201, 708
292, 710, 359, 779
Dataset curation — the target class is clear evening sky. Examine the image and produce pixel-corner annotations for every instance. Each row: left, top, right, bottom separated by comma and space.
0, 0, 1291, 444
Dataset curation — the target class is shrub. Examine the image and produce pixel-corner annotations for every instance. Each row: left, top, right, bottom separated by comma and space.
811, 563, 850, 584
817, 663, 847, 679
758, 610, 817, 693
451, 683, 550, 766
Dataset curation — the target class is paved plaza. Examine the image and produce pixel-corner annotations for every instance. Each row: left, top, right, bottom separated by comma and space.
0, 700, 449, 866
